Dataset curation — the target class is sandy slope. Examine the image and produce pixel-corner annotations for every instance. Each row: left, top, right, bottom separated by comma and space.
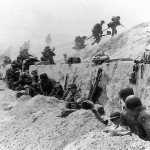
0, 80, 150, 150
1, 23, 150, 150
55, 22, 150, 63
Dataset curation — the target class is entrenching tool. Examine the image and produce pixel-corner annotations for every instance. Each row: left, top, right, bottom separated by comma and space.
86, 31, 111, 40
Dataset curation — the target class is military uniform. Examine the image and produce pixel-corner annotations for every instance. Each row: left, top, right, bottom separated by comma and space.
108, 16, 121, 36
49, 83, 64, 99
65, 91, 81, 103
6, 64, 20, 90
137, 108, 150, 140
22, 57, 39, 71
64, 83, 81, 109
38, 73, 56, 96
121, 95, 150, 140
41, 46, 55, 64
14, 72, 32, 91
27, 70, 39, 97
92, 21, 105, 45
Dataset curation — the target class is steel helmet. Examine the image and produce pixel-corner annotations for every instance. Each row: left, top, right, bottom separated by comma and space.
118, 87, 134, 101
40, 73, 48, 79
125, 95, 142, 110
101, 20, 105, 24
20, 72, 28, 78
81, 100, 94, 110
110, 111, 121, 120
31, 70, 37, 74
54, 83, 62, 88
67, 83, 77, 89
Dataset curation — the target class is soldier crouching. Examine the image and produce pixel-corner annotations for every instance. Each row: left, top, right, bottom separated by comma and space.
50, 83, 64, 99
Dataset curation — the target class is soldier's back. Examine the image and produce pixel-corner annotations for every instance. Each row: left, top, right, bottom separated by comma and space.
137, 108, 150, 140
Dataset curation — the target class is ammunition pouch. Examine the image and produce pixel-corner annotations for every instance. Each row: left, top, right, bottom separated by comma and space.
68, 57, 81, 64
133, 64, 139, 72
65, 102, 78, 109
129, 72, 136, 84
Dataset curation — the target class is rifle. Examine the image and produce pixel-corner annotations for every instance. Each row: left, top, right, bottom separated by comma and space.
86, 35, 93, 40
64, 74, 69, 91
52, 47, 55, 52
88, 68, 103, 103
61, 75, 78, 100
102, 27, 109, 32
120, 24, 125, 28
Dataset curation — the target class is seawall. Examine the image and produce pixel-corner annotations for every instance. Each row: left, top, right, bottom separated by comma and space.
30, 61, 150, 113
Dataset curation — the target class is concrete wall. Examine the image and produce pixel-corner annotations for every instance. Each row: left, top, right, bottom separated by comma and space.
29, 61, 150, 114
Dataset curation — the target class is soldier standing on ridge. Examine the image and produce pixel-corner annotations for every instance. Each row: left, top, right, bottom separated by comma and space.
41, 46, 55, 64
91, 20, 105, 45
107, 16, 124, 36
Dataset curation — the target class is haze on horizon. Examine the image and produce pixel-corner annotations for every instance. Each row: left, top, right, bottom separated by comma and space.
0, 0, 150, 59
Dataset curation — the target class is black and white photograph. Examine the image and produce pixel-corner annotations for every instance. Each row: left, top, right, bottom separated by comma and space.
0, 0, 150, 149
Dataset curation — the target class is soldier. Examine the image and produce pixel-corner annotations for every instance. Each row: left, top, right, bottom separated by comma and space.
12, 60, 22, 70
27, 70, 39, 97
92, 20, 105, 45
103, 111, 131, 136
118, 87, 134, 110
6, 64, 20, 90
50, 83, 64, 99
121, 95, 150, 140
38, 73, 56, 96
41, 46, 55, 64
65, 83, 81, 109
107, 16, 123, 36
22, 56, 39, 72
14, 72, 32, 91
4, 56, 12, 65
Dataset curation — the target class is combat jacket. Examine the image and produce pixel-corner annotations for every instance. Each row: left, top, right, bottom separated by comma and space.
65, 91, 81, 103
137, 108, 150, 140
121, 106, 148, 140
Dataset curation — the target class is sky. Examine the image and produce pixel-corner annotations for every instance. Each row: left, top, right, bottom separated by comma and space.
0, 0, 150, 59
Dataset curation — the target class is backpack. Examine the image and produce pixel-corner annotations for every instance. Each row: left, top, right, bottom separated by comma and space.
67, 57, 81, 64
111, 16, 120, 22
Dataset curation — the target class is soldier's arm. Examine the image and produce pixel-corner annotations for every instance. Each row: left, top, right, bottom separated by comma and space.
120, 113, 128, 126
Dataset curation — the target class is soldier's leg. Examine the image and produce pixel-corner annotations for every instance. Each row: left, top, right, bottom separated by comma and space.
114, 27, 117, 35
111, 27, 115, 36
96, 36, 101, 44
92, 35, 100, 45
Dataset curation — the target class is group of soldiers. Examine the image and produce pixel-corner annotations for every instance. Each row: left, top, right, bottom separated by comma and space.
102, 87, 150, 140
61, 84, 150, 141
5, 45, 56, 97
90, 16, 124, 45
5, 55, 150, 141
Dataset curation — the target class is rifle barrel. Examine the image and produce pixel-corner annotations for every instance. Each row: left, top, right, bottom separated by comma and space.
102, 28, 109, 32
